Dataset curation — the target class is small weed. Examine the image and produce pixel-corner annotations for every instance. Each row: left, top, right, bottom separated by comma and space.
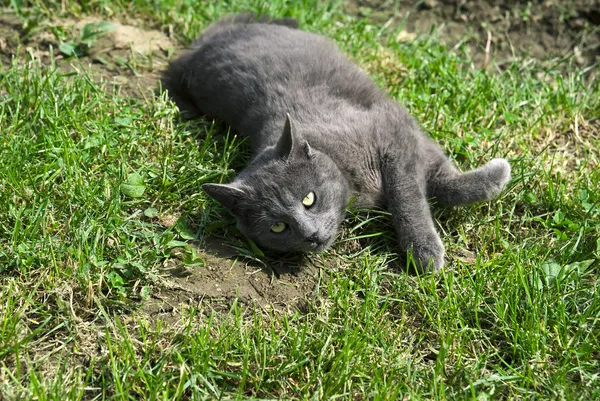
56, 21, 115, 57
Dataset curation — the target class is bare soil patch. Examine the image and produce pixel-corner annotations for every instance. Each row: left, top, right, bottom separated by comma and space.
0, 13, 173, 98
346, 0, 600, 69
143, 237, 324, 321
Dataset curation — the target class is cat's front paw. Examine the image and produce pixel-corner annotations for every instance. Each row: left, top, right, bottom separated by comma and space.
408, 233, 445, 272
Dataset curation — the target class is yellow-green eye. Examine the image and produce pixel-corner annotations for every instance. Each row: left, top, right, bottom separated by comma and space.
302, 192, 315, 207
271, 222, 287, 233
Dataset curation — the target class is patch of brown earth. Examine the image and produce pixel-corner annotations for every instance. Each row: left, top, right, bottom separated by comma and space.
143, 237, 325, 321
0, 13, 175, 97
346, 0, 600, 69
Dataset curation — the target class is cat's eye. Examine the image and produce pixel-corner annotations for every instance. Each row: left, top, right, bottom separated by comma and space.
302, 192, 315, 207
271, 221, 287, 233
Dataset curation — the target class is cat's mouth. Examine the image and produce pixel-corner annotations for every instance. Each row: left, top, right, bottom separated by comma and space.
308, 236, 334, 252
309, 243, 326, 252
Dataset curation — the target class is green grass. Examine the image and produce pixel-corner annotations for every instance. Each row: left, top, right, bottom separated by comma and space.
1, 0, 599, 399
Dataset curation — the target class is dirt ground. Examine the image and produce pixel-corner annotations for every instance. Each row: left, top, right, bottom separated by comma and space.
142, 236, 324, 319
1, 0, 598, 319
0, 14, 169, 97
346, 0, 600, 69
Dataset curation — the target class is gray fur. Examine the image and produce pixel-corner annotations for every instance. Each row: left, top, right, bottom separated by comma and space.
162, 14, 511, 271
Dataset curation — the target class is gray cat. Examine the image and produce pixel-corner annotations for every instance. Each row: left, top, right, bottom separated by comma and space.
162, 14, 511, 271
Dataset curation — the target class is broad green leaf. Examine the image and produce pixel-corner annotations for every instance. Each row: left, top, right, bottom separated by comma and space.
144, 207, 158, 218
59, 42, 77, 56
175, 219, 196, 240
120, 172, 146, 198
80, 21, 115, 44
166, 240, 188, 249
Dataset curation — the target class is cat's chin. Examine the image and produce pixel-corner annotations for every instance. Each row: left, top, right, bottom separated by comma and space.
309, 244, 330, 253
259, 239, 333, 254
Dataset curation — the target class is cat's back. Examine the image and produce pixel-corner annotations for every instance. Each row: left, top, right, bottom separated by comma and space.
164, 19, 383, 133
195, 22, 366, 88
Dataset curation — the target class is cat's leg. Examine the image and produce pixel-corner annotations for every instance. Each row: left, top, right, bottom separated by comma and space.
384, 165, 445, 272
428, 156, 511, 206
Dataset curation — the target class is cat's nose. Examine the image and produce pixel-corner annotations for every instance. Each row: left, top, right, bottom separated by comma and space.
307, 231, 321, 244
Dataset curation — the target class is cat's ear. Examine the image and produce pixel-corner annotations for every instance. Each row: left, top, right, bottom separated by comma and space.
300, 141, 314, 159
275, 113, 313, 160
275, 113, 295, 158
202, 183, 246, 216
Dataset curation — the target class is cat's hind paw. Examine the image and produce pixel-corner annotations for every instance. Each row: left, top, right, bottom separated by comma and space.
481, 158, 511, 198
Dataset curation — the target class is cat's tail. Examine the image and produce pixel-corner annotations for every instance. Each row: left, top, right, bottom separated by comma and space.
428, 158, 511, 206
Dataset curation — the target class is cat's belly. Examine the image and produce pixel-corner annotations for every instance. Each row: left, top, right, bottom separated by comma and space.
352, 191, 386, 209
339, 156, 386, 209
352, 179, 386, 209
310, 132, 387, 209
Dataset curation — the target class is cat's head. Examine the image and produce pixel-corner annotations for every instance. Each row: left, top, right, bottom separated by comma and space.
202, 115, 349, 253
